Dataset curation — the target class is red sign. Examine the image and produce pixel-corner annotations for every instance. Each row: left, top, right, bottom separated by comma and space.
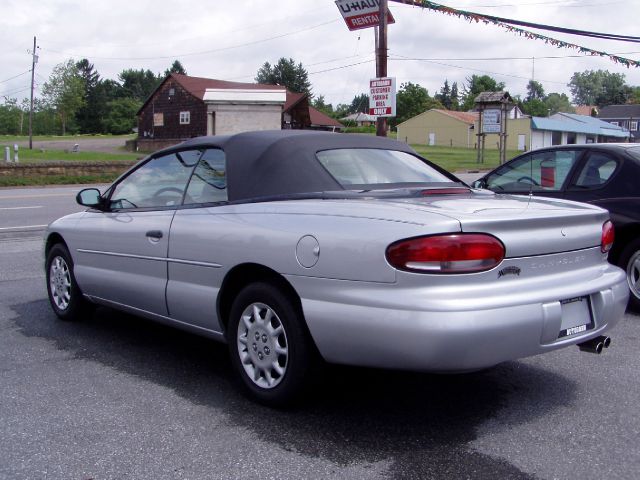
335, 0, 395, 31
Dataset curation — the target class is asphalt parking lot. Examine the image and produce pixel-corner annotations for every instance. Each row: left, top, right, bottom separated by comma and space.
1, 185, 639, 480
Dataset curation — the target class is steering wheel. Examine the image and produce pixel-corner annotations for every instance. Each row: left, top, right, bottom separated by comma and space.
153, 187, 184, 198
517, 176, 540, 186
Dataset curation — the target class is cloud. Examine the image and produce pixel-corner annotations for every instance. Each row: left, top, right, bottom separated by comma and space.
1, 0, 639, 108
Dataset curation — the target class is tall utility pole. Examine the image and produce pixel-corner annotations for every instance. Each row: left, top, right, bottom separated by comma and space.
29, 36, 37, 150
376, 0, 388, 137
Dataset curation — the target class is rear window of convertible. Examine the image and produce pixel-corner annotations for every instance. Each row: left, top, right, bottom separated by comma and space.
316, 149, 450, 187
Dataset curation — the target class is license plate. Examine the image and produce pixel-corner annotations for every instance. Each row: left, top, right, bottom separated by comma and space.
558, 296, 594, 338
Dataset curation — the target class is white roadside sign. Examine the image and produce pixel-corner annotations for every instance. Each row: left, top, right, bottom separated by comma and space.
369, 77, 396, 117
482, 109, 501, 133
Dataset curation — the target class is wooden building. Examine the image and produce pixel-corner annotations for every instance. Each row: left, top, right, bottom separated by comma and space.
136, 73, 342, 151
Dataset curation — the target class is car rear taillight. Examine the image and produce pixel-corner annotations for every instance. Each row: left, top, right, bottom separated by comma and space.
386, 234, 505, 274
601, 220, 615, 253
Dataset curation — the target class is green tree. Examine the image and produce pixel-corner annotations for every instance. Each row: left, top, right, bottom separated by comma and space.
119, 69, 162, 103
0, 98, 23, 135
461, 75, 506, 111
333, 103, 351, 120
436, 80, 452, 110
568, 70, 627, 107
311, 95, 333, 116
393, 82, 441, 128
164, 60, 187, 77
521, 98, 548, 117
349, 93, 369, 114
544, 93, 575, 115
627, 86, 640, 104
42, 59, 85, 135
255, 58, 312, 96
75, 58, 104, 133
526, 80, 545, 102
450, 82, 459, 110
103, 97, 142, 134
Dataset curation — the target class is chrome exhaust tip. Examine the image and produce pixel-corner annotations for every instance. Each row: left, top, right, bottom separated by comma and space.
578, 335, 611, 354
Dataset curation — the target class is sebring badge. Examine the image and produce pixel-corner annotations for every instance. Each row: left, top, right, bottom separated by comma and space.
498, 266, 521, 278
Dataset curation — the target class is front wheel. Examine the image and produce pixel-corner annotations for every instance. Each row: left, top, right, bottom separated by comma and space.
46, 243, 92, 321
620, 239, 640, 311
228, 283, 316, 407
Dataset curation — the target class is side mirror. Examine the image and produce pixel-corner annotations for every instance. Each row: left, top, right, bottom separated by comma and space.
471, 179, 485, 189
76, 188, 103, 208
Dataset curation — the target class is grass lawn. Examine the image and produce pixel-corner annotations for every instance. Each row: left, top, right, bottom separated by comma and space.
411, 145, 520, 172
0, 146, 140, 163
0, 134, 135, 143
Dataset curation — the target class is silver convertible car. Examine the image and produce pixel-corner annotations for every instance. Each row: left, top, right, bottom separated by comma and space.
45, 131, 628, 405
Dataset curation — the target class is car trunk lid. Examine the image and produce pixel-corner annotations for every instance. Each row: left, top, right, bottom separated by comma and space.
386, 193, 609, 258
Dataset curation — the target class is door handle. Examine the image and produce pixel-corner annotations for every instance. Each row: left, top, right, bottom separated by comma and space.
146, 230, 163, 239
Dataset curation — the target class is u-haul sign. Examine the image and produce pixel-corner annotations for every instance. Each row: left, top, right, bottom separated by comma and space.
369, 77, 396, 117
335, 0, 395, 31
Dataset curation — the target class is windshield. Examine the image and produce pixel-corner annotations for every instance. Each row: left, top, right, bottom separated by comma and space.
316, 149, 451, 188
625, 146, 640, 162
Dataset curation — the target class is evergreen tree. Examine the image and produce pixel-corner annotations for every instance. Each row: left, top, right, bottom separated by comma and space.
75, 59, 103, 133
164, 60, 187, 77
461, 75, 505, 111
450, 82, 459, 110
255, 58, 312, 96
436, 80, 452, 110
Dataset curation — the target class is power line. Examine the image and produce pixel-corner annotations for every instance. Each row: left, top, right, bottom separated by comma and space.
41, 19, 339, 61
389, 51, 640, 62
1, 85, 33, 98
0, 70, 31, 84
452, 0, 623, 8
389, 56, 568, 85
389, 1, 640, 67
391, 1, 640, 42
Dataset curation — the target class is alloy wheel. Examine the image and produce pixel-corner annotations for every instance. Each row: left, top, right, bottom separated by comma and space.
237, 302, 289, 389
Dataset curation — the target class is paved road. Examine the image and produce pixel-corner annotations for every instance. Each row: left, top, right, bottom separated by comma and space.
1, 186, 639, 479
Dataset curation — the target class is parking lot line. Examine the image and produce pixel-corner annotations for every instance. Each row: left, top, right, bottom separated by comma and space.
0, 224, 48, 231
0, 206, 43, 210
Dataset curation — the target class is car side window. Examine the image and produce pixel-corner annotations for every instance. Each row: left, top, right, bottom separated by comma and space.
570, 152, 618, 190
110, 149, 202, 209
184, 148, 228, 204
485, 150, 579, 192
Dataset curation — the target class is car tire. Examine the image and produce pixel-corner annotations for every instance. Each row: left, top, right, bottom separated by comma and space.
46, 243, 92, 321
228, 282, 315, 407
620, 238, 640, 311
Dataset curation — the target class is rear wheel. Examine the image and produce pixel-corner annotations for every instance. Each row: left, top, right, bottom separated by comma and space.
620, 238, 640, 311
228, 282, 315, 407
46, 243, 92, 321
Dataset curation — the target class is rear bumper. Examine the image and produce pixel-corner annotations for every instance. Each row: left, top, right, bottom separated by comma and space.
289, 260, 629, 371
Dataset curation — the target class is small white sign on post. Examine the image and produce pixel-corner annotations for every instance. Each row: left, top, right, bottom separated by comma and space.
369, 77, 396, 117
335, 0, 395, 31
482, 109, 501, 134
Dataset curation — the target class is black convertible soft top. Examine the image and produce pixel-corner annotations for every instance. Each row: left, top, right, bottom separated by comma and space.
161, 130, 456, 202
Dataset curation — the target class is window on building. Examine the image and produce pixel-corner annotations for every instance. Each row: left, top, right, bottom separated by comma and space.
179, 111, 191, 125
567, 132, 576, 144
630, 121, 638, 131
610, 121, 619, 127
551, 131, 562, 145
